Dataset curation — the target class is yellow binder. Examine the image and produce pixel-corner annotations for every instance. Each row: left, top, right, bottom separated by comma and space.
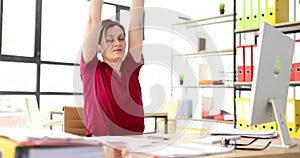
286, 100, 300, 125
236, 0, 245, 30
286, 99, 300, 138
237, 119, 252, 130
252, 0, 260, 28
0, 137, 22, 158
260, 122, 277, 131
252, 124, 261, 130
245, 0, 253, 29
288, 123, 299, 137
235, 98, 245, 120
293, 128, 300, 139
266, 0, 289, 25
235, 98, 251, 120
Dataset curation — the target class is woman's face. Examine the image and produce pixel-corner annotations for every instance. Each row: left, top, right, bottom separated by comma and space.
100, 25, 126, 63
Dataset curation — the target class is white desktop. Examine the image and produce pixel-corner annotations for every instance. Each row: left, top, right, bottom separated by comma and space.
247, 22, 296, 148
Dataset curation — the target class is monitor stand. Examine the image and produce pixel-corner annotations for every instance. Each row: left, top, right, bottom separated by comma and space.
269, 98, 297, 148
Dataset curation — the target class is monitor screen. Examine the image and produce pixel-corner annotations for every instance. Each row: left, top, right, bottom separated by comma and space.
247, 22, 295, 148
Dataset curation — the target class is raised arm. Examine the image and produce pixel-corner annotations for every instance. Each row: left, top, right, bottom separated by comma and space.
82, 0, 103, 64
128, 0, 145, 63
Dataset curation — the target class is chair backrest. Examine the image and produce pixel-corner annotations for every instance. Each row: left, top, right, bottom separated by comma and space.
63, 106, 86, 136
160, 99, 180, 120
25, 97, 44, 124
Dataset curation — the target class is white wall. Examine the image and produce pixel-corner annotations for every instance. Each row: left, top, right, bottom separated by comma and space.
137, 0, 234, 117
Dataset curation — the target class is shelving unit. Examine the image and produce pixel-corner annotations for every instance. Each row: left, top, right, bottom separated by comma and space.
171, 12, 235, 121
233, 0, 300, 128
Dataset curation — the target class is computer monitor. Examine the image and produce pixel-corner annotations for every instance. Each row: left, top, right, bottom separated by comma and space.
247, 22, 296, 148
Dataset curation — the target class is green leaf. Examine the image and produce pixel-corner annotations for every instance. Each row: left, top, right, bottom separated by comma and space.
179, 73, 184, 80
219, 2, 225, 9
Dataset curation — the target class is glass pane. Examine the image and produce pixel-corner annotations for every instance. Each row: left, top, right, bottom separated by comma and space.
118, 9, 130, 44
0, 95, 33, 128
1, 0, 35, 57
40, 64, 82, 93
0, 95, 30, 113
40, 95, 83, 115
41, 0, 89, 63
102, 4, 117, 20
0, 62, 36, 91
119, 9, 130, 34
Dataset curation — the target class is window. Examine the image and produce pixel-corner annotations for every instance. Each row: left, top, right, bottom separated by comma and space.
0, 62, 36, 91
102, 4, 117, 20
40, 64, 82, 93
0, 0, 129, 112
41, 0, 89, 63
1, 0, 35, 57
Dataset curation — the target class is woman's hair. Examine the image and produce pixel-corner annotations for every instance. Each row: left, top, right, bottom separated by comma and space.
98, 19, 126, 44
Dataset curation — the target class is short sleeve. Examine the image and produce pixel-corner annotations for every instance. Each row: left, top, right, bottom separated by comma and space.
80, 53, 98, 80
122, 52, 144, 73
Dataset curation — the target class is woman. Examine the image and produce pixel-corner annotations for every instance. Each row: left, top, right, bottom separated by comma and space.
80, 0, 145, 136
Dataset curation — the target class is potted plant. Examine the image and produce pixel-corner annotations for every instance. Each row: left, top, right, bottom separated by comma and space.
179, 73, 184, 85
219, 2, 225, 15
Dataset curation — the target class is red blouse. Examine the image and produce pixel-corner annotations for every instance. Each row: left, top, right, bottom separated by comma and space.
80, 52, 145, 136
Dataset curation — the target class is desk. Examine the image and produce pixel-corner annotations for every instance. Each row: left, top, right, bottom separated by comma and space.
50, 110, 168, 134
144, 112, 168, 134
125, 134, 300, 158
49, 109, 63, 130
50, 109, 63, 120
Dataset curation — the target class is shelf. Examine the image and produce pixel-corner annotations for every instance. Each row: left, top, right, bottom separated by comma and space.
173, 85, 233, 88
187, 19, 233, 28
235, 21, 300, 34
177, 117, 233, 124
173, 48, 233, 57
174, 14, 234, 27
234, 81, 300, 87
234, 82, 252, 86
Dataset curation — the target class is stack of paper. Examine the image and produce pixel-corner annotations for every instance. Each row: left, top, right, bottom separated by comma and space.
97, 135, 161, 151
97, 135, 234, 157
210, 128, 279, 138
190, 135, 241, 144
0, 128, 103, 158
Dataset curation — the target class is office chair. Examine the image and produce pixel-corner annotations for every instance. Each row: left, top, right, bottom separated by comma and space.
63, 106, 86, 136
25, 97, 63, 129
